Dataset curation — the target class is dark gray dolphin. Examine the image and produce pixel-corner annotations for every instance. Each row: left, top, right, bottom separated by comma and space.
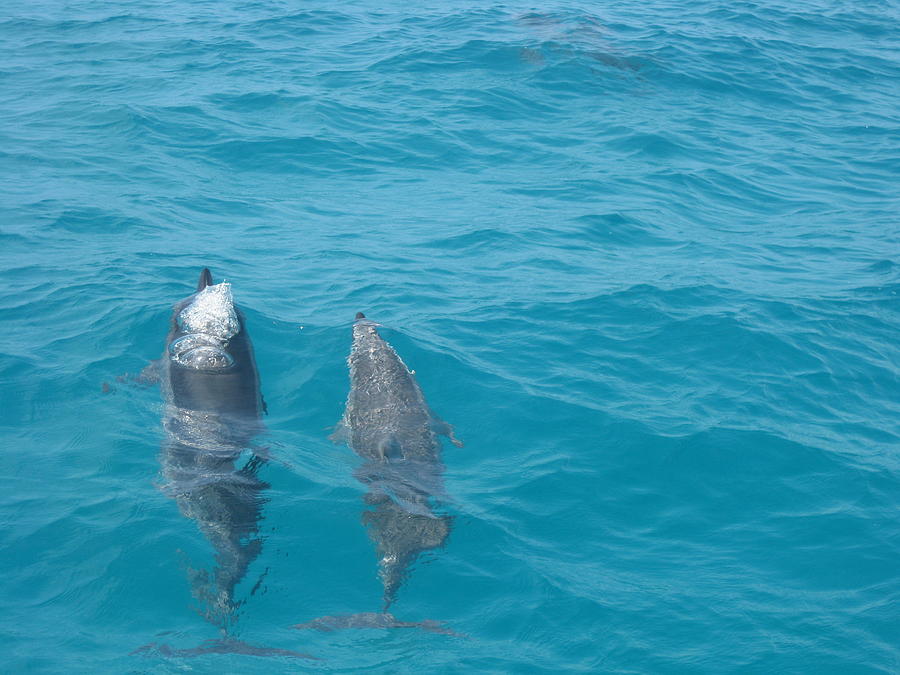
160, 268, 267, 629
294, 313, 462, 635
143, 269, 312, 658
160, 269, 268, 628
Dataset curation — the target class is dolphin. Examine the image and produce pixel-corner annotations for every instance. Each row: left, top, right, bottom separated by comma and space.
144, 268, 312, 659
293, 313, 462, 635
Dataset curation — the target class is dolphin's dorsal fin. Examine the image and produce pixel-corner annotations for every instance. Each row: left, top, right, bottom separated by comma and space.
197, 267, 214, 291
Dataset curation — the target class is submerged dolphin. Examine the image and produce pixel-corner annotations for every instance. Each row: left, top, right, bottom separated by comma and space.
294, 313, 462, 635
146, 268, 312, 659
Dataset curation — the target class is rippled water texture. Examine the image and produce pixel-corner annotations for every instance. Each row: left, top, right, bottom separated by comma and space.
2, 0, 899, 671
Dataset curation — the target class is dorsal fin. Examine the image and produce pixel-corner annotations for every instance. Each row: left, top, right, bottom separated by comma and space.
197, 268, 214, 291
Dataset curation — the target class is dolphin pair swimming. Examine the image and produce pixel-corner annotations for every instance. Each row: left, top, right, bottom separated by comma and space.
144, 268, 460, 655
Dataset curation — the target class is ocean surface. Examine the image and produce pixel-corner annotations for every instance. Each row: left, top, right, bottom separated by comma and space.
2, 0, 899, 672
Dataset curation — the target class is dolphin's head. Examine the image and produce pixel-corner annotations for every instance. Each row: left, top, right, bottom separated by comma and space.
351, 311, 382, 346
168, 269, 242, 370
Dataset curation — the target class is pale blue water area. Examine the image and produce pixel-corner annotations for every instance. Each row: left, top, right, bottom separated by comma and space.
2, 0, 899, 671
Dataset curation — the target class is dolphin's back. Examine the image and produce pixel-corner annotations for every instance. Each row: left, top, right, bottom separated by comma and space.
294, 314, 459, 628
344, 322, 439, 462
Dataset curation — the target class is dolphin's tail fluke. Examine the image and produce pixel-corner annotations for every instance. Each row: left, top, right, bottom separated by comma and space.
132, 638, 317, 660
292, 612, 461, 636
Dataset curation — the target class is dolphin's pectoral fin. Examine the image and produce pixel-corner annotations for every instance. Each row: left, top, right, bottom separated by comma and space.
105, 359, 163, 393
260, 394, 268, 416
447, 428, 464, 448
328, 421, 349, 444
138, 359, 162, 385
430, 417, 464, 448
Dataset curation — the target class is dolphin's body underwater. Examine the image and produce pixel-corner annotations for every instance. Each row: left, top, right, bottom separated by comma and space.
147, 269, 312, 659
159, 268, 267, 628
294, 313, 461, 635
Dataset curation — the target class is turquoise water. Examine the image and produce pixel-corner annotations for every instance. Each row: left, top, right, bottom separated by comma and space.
2, 0, 899, 671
